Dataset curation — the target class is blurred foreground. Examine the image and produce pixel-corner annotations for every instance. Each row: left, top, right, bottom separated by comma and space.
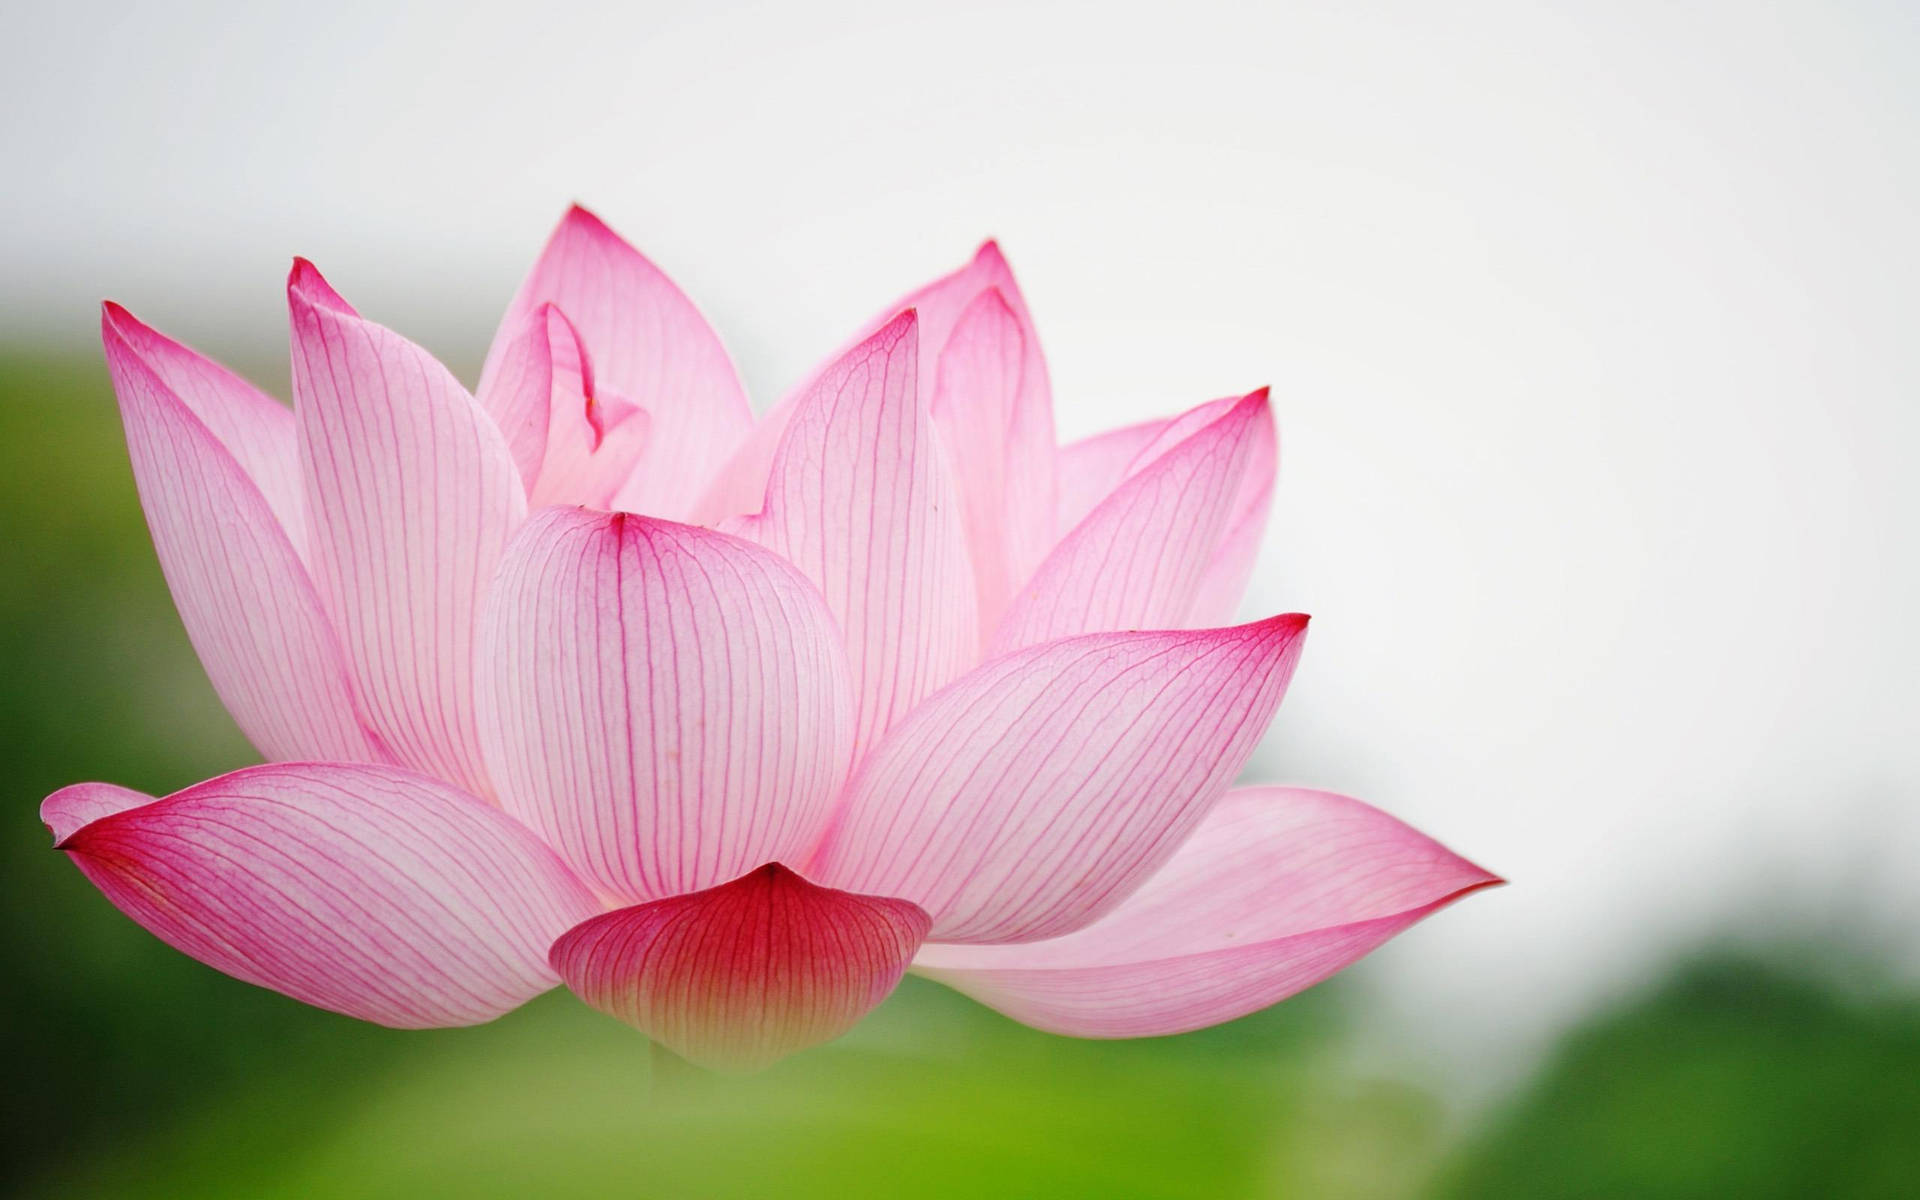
4, 353, 1913, 1198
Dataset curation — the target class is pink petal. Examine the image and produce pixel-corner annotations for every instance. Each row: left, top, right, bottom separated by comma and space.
1054, 418, 1172, 536
102, 307, 387, 764
477, 205, 751, 520
477, 508, 855, 903
42, 764, 602, 1028
476, 303, 653, 509
551, 863, 930, 1071
732, 243, 1057, 627
928, 283, 1056, 633
290, 260, 527, 796
991, 390, 1271, 655
101, 303, 305, 551
726, 310, 976, 754
1055, 393, 1278, 627
809, 614, 1311, 943
914, 787, 1500, 1037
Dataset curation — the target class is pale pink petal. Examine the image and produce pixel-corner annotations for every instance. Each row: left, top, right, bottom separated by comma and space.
928, 285, 1056, 632
991, 390, 1271, 655
749, 243, 1057, 626
477, 509, 855, 903
289, 260, 527, 796
809, 614, 1310, 943
477, 205, 751, 519
102, 307, 387, 764
726, 310, 976, 754
551, 863, 929, 1070
101, 303, 304, 552
476, 303, 652, 509
43, 764, 602, 1028
914, 787, 1499, 1037
686, 399, 799, 527
1054, 418, 1171, 536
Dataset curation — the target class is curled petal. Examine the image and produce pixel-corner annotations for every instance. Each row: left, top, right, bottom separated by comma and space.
290, 259, 526, 795
993, 390, 1271, 654
477, 509, 855, 903
915, 787, 1499, 1037
102, 306, 386, 764
43, 764, 602, 1028
476, 303, 651, 509
479, 205, 751, 519
810, 614, 1310, 943
727, 310, 976, 754
552, 863, 930, 1071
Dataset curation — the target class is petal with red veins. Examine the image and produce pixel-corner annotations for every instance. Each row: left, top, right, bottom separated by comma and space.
1054, 393, 1279, 629
733, 243, 1056, 623
43, 764, 602, 1028
480, 303, 651, 508
992, 390, 1271, 654
928, 285, 1055, 631
551, 863, 930, 1071
914, 787, 1499, 1037
290, 259, 526, 796
102, 306, 387, 764
726, 310, 976, 755
809, 614, 1309, 944
477, 509, 854, 903
478, 205, 751, 519
101, 303, 305, 550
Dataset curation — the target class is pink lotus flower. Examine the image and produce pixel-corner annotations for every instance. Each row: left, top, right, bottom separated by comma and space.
43, 207, 1496, 1070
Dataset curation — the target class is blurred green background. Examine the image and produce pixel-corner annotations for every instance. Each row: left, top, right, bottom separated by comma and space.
5, 351, 1917, 1198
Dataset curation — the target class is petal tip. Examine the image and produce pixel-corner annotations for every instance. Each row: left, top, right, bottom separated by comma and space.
286, 258, 355, 315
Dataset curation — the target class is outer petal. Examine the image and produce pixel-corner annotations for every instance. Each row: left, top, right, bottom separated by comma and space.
42, 764, 602, 1028
809, 614, 1310, 943
552, 863, 930, 1071
477, 509, 855, 903
102, 307, 387, 764
290, 260, 526, 796
992, 390, 1270, 655
102, 303, 304, 549
476, 303, 651, 509
726, 310, 976, 754
477, 205, 752, 520
914, 787, 1500, 1037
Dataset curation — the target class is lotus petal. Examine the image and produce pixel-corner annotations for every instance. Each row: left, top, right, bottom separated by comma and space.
478, 205, 751, 519
552, 863, 929, 1070
289, 260, 525, 795
477, 508, 854, 902
915, 787, 1499, 1036
44, 764, 601, 1027
103, 305, 386, 764
810, 615, 1309, 943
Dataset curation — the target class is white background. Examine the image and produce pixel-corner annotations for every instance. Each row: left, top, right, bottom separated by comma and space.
5, 0, 1916, 1094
